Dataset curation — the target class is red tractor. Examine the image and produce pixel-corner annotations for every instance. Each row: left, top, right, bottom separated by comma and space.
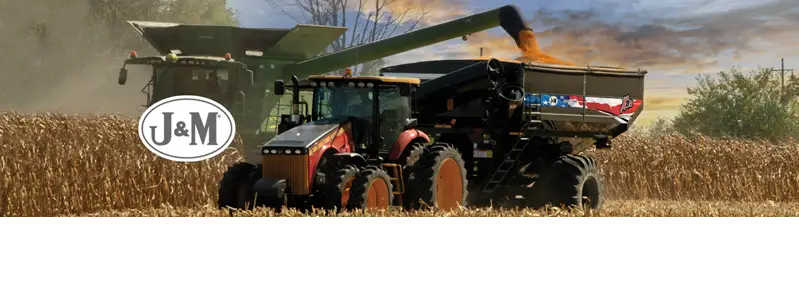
218, 73, 468, 212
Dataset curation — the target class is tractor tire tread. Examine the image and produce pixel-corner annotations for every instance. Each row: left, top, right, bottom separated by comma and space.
218, 162, 261, 209
406, 142, 469, 210
347, 165, 394, 210
325, 164, 360, 211
531, 154, 603, 209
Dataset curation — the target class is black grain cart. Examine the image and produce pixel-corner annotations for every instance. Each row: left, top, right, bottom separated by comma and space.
380, 58, 647, 209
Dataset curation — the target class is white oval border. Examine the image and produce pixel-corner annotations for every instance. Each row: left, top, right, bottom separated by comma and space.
137, 95, 237, 163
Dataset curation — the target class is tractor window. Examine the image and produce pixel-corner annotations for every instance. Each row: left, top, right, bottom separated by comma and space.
314, 85, 375, 147
377, 85, 411, 152
314, 86, 374, 121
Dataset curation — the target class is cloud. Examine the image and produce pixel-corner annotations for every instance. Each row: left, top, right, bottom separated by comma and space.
357, 0, 471, 24
644, 95, 685, 111
457, 0, 799, 71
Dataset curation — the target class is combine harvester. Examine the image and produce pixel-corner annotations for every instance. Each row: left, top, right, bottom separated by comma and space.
116, 5, 541, 163
217, 6, 647, 212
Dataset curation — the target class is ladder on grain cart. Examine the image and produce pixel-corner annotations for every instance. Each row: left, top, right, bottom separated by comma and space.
481, 101, 544, 193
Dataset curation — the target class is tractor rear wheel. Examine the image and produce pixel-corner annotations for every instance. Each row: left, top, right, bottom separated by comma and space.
325, 165, 360, 212
347, 166, 394, 211
406, 143, 469, 211
218, 162, 262, 210
397, 142, 426, 209
529, 154, 604, 210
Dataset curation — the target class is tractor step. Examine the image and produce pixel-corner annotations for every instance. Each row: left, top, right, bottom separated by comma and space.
382, 163, 404, 195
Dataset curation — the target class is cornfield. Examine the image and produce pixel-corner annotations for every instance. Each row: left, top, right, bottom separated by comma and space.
2, 112, 798, 217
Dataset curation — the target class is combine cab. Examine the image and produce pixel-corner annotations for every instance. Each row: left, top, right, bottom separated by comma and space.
218, 71, 470, 212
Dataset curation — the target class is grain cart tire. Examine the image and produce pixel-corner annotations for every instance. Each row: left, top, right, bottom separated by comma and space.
406, 143, 469, 211
347, 166, 394, 211
397, 142, 427, 209
529, 155, 604, 210
324, 165, 360, 212
218, 162, 263, 210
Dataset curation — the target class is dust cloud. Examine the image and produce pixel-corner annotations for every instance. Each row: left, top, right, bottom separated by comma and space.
0, 0, 150, 117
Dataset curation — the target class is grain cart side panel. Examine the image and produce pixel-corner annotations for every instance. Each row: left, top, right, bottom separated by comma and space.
522, 63, 647, 139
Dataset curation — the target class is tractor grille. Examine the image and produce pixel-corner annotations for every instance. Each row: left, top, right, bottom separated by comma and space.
262, 155, 310, 195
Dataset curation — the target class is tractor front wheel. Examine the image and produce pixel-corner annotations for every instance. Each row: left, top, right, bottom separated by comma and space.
397, 142, 426, 209
406, 143, 469, 211
325, 165, 360, 212
347, 166, 394, 212
218, 162, 262, 210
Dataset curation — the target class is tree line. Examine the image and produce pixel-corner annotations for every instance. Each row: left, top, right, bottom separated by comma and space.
642, 67, 799, 142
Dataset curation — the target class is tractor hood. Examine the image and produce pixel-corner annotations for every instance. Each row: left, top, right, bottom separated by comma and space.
262, 122, 342, 150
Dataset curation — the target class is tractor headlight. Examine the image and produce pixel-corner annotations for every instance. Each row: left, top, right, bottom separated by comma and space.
294, 149, 301, 154
270, 149, 277, 154
263, 148, 269, 154
285, 149, 292, 154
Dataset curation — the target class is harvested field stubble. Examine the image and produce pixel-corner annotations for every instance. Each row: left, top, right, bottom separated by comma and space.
75, 200, 799, 217
2, 112, 799, 217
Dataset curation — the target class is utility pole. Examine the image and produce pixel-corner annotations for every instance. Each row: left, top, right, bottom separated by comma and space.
768, 58, 794, 100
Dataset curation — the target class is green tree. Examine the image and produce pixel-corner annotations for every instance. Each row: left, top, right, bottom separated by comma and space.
646, 117, 676, 138
672, 67, 799, 142
87, 0, 240, 51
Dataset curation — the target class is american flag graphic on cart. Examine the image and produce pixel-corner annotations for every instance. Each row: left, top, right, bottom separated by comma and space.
523, 93, 643, 118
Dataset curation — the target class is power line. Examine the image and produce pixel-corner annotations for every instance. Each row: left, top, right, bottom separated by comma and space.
767, 58, 794, 99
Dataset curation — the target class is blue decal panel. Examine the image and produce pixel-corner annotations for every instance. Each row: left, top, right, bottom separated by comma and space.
524, 94, 583, 108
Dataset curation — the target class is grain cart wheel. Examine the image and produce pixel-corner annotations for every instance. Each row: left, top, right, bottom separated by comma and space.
347, 166, 394, 211
397, 142, 426, 209
218, 162, 263, 210
407, 143, 469, 211
324, 165, 360, 212
530, 155, 604, 210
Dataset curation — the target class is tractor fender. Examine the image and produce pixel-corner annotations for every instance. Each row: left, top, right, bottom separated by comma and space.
388, 129, 430, 161
333, 153, 369, 168
252, 177, 288, 199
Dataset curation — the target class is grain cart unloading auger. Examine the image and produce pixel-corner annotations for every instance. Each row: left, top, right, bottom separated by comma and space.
116, 5, 536, 163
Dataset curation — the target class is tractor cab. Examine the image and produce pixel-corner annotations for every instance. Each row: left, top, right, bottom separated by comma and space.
273, 70, 420, 160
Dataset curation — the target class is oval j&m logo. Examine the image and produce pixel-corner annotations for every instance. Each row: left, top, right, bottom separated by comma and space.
138, 95, 236, 162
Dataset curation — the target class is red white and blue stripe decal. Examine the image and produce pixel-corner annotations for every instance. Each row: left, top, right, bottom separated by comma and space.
523, 94, 643, 118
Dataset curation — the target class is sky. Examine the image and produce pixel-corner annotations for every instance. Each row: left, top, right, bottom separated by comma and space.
227, 0, 799, 125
